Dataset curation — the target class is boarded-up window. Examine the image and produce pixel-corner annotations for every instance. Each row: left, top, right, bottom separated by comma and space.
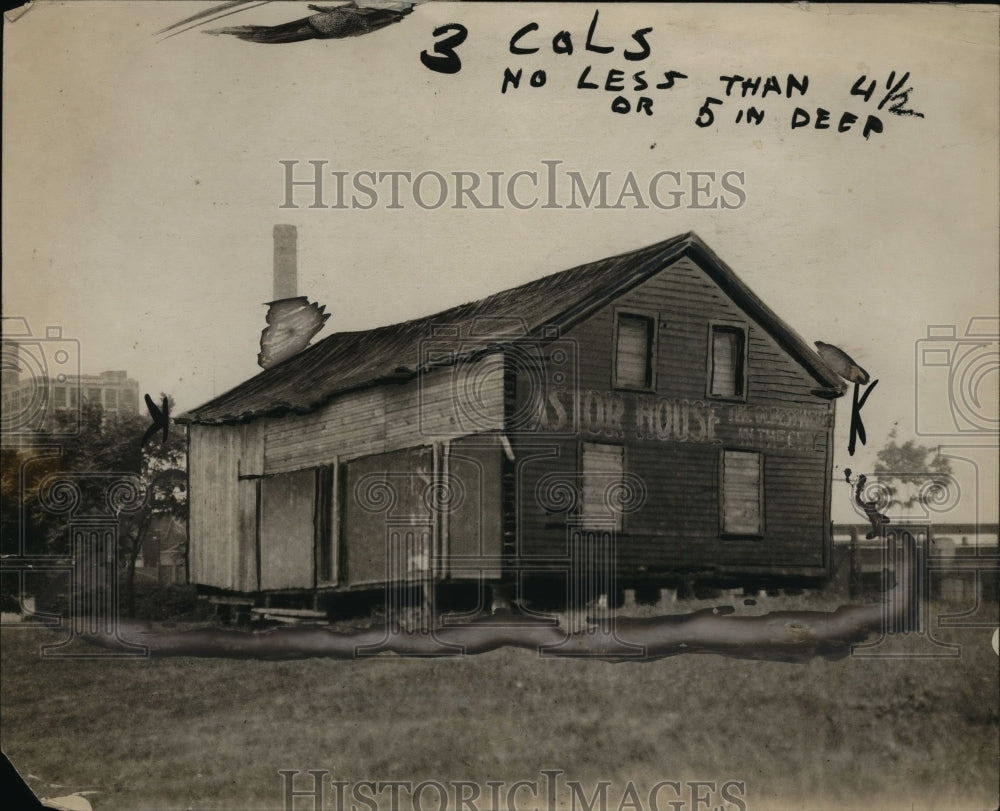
582, 442, 624, 531
615, 314, 654, 390
259, 468, 316, 590
343, 447, 433, 587
721, 450, 763, 536
710, 326, 746, 398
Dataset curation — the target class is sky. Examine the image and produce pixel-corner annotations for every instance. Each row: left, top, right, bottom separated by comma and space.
3, 1, 998, 523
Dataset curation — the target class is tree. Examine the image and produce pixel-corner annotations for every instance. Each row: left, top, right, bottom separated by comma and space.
872, 428, 953, 512
11, 398, 187, 616
118, 407, 187, 617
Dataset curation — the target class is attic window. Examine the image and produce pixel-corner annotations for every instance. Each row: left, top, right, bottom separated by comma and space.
614, 313, 655, 390
709, 324, 746, 399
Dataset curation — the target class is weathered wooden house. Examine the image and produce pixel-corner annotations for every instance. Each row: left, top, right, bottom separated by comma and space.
178, 232, 846, 610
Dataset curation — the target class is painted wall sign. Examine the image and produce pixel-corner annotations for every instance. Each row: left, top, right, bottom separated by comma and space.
537, 387, 827, 449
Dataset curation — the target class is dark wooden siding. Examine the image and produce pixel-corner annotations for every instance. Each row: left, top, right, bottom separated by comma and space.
236, 478, 259, 591
513, 255, 835, 576
446, 436, 504, 579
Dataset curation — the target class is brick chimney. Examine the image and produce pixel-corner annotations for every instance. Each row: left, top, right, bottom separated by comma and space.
258, 225, 329, 369
272, 224, 298, 301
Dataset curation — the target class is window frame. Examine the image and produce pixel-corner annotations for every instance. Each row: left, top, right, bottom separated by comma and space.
612, 307, 658, 393
706, 320, 749, 402
580, 440, 627, 533
718, 448, 765, 539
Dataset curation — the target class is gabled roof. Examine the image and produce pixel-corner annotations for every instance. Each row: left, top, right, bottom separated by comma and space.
178, 232, 845, 425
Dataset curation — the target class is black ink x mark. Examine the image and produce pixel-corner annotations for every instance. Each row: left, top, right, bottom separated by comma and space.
142, 394, 170, 447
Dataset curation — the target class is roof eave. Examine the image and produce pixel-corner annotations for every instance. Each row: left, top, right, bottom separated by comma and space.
179, 231, 849, 423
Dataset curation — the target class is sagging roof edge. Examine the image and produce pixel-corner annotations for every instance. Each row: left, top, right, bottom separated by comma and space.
176, 232, 845, 426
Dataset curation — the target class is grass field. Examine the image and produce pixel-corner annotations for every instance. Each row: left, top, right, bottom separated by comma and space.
1, 595, 997, 811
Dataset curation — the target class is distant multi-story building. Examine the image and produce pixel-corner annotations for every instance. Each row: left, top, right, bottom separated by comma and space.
1, 350, 139, 434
